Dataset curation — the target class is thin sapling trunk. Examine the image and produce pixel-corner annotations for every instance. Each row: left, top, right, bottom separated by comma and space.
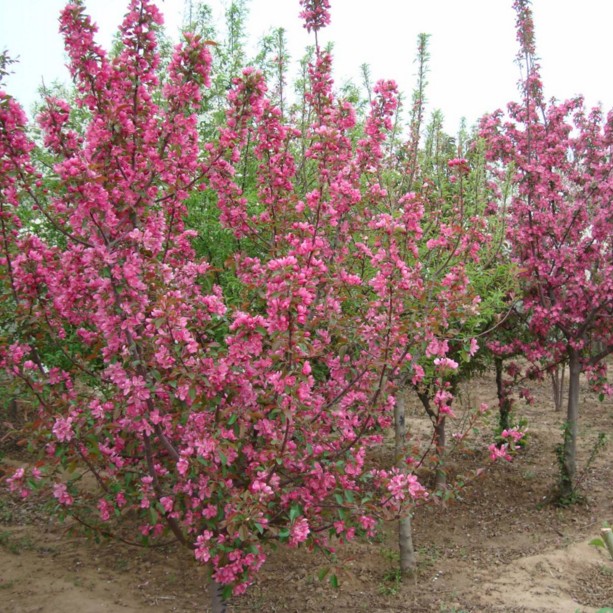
550, 363, 565, 412
559, 349, 580, 502
416, 389, 447, 490
394, 393, 417, 575
210, 577, 228, 613
495, 357, 513, 432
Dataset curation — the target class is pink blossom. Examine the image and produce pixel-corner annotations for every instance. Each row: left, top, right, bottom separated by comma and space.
98, 498, 113, 521
194, 527, 214, 557
386, 472, 427, 501
160, 496, 174, 513
53, 483, 74, 506
358, 515, 377, 536
426, 338, 449, 358
6, 467, 29, 498
52, 416, 74, 443
501, 429, 525, 443
176, 457, 189, 476
433, 357, 459, 371
489, 443, 512, 462
290, 517, 310, 546
299, 0, 331, 32
250, 479, 274, 498
212, 565, 236, 585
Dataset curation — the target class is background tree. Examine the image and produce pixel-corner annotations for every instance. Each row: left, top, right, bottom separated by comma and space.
480, 0, 613, 503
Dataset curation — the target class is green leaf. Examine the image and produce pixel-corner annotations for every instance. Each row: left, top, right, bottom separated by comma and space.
222, 585, 233, 601
329, 574, 339, 589
589, 538, 605, 549
289, 505, 301, 522
227, 413, 238, 425
317, 566, 329, 581
278, 527, 290, 541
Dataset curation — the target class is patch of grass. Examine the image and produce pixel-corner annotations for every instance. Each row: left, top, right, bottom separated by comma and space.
377, 547, 402, 596
0, 530, 23, 554
380, 546, 399, 565
165, 572, 179, 585
598, 564, 613, 577
0, 499, 13, 523
0, 530, 55, 555
114, 557, 130, 572
378, 566, 402, 596
417, 544, 441, 571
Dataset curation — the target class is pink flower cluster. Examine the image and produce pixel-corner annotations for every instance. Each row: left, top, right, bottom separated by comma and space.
299, 0, 331, 33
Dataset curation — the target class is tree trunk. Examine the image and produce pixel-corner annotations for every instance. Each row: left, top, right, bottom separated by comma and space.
433, 416, 447, 491
559, 349, 580, 501
416, 389, 447, 490
210, 578, 227, 613
394, 394, 417, 575
495, 357, 512, 431
398, 513, 416, 575
550, 363, 565, 412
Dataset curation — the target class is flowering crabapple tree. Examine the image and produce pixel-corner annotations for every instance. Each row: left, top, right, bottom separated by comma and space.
0, 0, 442, 607
184, 0, 482, 579
481, 0, 613, 502
365, 33, 514, 496
211, 0, 445, 576
337, 33, 511, 571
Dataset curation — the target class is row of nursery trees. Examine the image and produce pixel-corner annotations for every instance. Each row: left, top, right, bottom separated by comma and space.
1, 0, 611, 609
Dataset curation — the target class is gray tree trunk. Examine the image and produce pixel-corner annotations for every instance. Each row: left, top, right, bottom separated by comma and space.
394, 394, 417, 575
550, 363, 565, 412
433, 416, 447, 491
560, 349, 580, 501
210, 578, 227, 613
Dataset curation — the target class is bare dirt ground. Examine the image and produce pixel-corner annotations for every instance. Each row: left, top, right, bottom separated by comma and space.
1, 370, 612, 613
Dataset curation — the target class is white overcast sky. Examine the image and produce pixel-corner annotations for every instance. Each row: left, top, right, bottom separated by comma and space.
1, 1, 613, 133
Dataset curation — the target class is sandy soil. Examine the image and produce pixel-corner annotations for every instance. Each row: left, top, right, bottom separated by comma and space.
1, 370, 612, 612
